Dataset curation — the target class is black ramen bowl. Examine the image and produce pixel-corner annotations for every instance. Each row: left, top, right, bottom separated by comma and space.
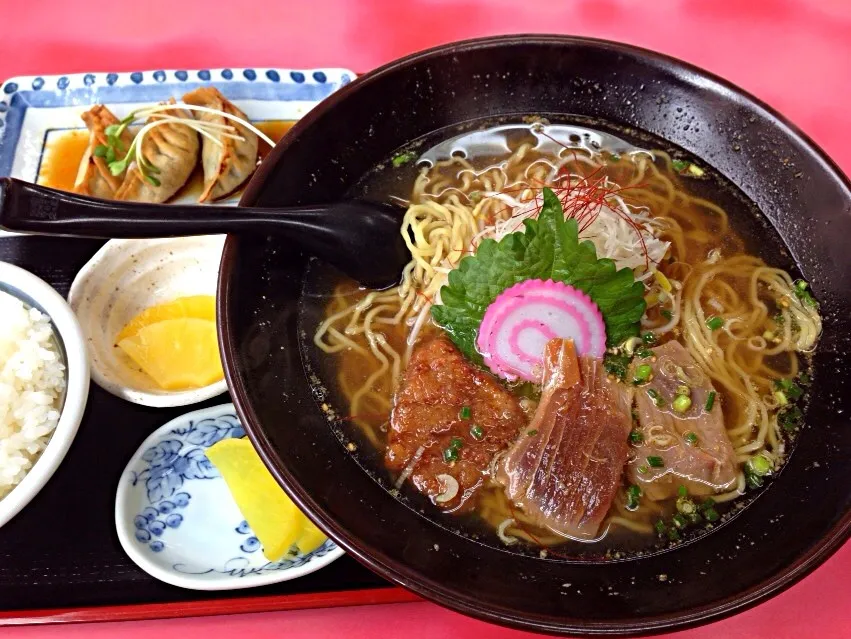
218, 36, 851, 635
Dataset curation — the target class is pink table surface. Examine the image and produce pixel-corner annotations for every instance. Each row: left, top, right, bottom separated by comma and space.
2, 0, 850, 637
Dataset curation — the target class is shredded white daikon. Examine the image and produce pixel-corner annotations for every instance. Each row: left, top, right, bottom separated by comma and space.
474, 189, 669, 281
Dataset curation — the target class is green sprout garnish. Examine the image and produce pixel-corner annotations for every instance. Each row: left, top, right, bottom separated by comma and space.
96, 103, 276, 188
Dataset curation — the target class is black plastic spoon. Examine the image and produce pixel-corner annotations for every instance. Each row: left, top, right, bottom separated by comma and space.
0, 177, 409, 289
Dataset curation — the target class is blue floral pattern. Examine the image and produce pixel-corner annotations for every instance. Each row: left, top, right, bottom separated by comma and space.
236, 519, 261, 553
173, 539, 338, 578
130, 414, 244, 553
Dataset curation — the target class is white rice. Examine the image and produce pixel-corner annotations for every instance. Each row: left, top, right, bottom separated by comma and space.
0, 291, 66, 500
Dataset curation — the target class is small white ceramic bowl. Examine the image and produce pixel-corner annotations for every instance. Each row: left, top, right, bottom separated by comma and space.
68, 235, 228, 408
0, 261, 90, 529
115, 404, 344, 590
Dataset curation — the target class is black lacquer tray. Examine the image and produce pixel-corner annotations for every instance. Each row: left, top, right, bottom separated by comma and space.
0, 235, 413, 626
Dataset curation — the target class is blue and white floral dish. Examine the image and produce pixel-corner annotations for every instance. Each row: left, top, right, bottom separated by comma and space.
0, 67, 355, 236
115, 403, 343, 591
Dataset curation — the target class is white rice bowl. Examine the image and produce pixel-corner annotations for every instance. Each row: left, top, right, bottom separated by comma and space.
0, 290, 66, 500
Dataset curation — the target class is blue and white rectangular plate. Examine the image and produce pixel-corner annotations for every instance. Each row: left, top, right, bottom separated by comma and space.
0, 68, 356, 236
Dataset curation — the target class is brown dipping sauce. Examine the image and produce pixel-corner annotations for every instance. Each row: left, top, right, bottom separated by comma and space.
37, 130, 90, 192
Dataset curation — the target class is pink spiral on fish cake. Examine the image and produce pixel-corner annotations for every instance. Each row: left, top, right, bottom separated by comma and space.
476, 279, 607, 382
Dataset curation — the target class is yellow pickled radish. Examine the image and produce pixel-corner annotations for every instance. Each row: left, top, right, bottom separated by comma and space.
206, 437, 327, 561
116, 295, 216, 343
117, 317, 224, 390
297, 518, 327, 555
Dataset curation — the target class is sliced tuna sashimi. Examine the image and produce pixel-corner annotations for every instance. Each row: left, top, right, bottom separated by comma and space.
497, 338, 634, 540
628, 341, 738, 500
387, 337, 527, 511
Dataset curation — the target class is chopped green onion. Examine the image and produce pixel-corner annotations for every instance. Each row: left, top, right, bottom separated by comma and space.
637, 464, 649, 475
642, 332, 658, 345
629, 429, 644, 445
705, 316, 723, 331
677, 485, 688, 498
655, 519, 667, 535
798, 372, 812, 386
469, 191, 482, 202
672, 394, 692, 413
646, 388, 665, 407
684, 431, 698, 446
745, 468, 764, 490
443, 447, 458, 463
609, 152, 621, 161
686, 512, 703, 525
779, 406, 803, 432
675, 384, 690, 397
626, 485, 642, 511
661, 309, 673, 320
792, 280, 818, 307
744, 455, 773, 488
635, 346, 653, 359
603, 352, 631, 382
391, 151, 417, 167
687, 164, 705, 177
774, 390, 789, 406
667, 527, 681, 541
703, 508, 720, 522
633, 364, 653, 384
459, 406, 471, 420
676, 497, 696, 515
747, 454, 772, 477
671, 513, 688, 529
671, 159, 689, 172
699, 498, 715, 512
704, 391, 716, 412
449, 437, 463, 450
647, 455, 664, 468
527, 429, 538, 437
774, 378, 803, 401
470, 424, 484, 440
